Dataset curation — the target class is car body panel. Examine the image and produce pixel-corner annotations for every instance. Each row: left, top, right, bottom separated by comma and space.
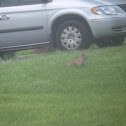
46, 0, 126, 39
0, 4, 49, 51
0, 0, 126, 52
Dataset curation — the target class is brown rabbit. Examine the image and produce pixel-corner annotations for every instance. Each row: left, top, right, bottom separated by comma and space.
69, 51, 88, 66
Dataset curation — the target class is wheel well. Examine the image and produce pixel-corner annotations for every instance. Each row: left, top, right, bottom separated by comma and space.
51, 14, 93, 46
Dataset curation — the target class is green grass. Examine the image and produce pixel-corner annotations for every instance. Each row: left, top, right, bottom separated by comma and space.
0, 44, 126, 126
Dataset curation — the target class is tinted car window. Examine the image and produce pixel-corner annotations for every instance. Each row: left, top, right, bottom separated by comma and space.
19, 0, 42, 5
0, 0, 18, 7
0, 0, 42, 7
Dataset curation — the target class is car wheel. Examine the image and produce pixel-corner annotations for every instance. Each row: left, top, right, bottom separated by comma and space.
56, 20, 92, 50
0, 52, 5, 58
95, 37, 124, 48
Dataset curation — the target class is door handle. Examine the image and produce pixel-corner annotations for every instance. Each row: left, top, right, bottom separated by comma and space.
0, 15, 10, 20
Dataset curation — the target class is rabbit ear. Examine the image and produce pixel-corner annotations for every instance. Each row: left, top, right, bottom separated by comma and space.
80, 51, 84, 55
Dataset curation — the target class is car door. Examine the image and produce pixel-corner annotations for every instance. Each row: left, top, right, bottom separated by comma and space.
0, 0, 49, 51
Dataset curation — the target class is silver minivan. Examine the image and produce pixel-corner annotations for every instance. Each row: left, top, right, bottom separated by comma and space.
0, 0, 126, 55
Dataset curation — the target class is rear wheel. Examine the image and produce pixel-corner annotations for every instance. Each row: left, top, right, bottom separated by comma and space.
95, 37, 124, 48
0, 52, 5, 58
0, 51, 15, 59
56, 20, 92, 50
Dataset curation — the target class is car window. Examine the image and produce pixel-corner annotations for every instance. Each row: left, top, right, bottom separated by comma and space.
0, 0, 19, 7
0, 0, 43, 7
19, 0, 42, 5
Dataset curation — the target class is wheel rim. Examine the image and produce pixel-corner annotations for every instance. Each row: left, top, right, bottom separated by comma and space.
61, 26, 82, 49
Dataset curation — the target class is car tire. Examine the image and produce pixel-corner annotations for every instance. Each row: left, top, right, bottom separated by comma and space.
0, 52, 5, 58
56, 20, 92, 50
95, 37, 125, 48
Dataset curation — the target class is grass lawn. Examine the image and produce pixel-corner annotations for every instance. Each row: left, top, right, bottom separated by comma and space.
0, 42, 126, 126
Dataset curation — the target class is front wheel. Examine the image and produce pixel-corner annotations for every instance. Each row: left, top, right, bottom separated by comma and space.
56, 20, 92, 50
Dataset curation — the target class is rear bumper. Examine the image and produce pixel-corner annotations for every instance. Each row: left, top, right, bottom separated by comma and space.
88, 16, 126, 39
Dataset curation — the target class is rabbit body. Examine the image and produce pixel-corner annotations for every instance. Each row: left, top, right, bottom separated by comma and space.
69, 52, 88, 66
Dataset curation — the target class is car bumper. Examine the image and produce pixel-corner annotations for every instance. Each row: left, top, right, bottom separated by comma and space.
88, 16, 126, 39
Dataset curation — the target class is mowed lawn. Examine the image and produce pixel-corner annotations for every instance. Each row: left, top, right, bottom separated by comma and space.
0, 43, 126, 126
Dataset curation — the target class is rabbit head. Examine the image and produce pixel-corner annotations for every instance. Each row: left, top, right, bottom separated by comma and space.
80, 51, 88, 60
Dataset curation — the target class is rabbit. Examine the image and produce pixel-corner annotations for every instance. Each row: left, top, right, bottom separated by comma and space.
69, 51, 88, 66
